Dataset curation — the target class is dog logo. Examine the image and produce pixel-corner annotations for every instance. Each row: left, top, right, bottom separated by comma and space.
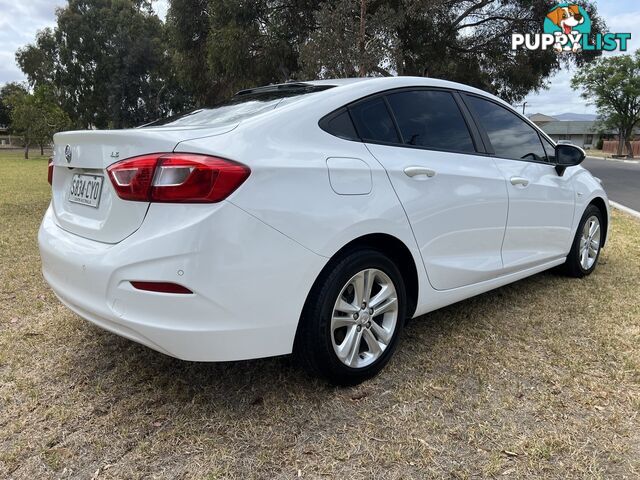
512, 3, 631, 53
544, 4, 588, 52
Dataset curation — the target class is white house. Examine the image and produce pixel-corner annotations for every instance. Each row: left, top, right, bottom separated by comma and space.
540, 120, 602, 149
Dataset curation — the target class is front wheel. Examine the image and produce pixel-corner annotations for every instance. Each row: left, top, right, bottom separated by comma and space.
563, 204, 604, 277
294, 249, 406, 385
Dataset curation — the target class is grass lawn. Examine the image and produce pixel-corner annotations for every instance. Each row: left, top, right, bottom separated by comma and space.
0, 152, 639, 479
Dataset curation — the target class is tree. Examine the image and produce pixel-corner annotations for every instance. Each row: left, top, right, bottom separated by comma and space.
572, 51, 640, 158
300, 0, 402, 78
0, 83, 29, 131
32, 87, 73, 155
301, 0, 606, 103
167, 0, 322, 106
7, 87, 71, 159
16, 0, 181, 129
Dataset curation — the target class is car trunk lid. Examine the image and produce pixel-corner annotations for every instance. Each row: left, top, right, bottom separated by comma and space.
50, 125, 235, 243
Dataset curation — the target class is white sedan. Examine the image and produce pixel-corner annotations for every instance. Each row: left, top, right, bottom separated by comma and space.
39, 77, 609, 384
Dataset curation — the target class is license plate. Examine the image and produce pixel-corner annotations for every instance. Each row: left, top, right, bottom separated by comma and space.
69, 174, 104, 208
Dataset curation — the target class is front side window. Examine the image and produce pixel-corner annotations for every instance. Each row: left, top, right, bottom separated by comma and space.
349, 97, 399, 144
542, 136, 556, 162
466, 95, 546, 162
387, 90, 475, 153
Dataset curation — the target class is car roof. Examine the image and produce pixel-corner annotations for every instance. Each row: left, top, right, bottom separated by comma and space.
255, 77, 510, 110
231, 76, 519, 134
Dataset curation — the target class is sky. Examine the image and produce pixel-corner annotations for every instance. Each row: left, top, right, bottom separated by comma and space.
523, 0, 640, 116
0, 0, 637, 117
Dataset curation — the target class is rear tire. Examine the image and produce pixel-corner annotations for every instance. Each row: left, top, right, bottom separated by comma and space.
294, 249, 406, 386
563, 204, 604, 278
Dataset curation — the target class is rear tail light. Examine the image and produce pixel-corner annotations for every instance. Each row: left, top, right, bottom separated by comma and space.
48, 157, 54, 185
107, 153, 250, 203
107, 155, 158, 201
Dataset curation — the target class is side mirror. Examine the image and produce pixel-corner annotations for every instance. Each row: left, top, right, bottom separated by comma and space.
554, 144, 585, 176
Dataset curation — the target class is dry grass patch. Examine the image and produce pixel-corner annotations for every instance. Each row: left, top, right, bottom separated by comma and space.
1, 154, 639, 479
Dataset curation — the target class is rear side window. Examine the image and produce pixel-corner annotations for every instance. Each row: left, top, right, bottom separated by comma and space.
466, 95, 546, 162
349, 97, 399, 144
387, 90, 475, 152
321, 109, 359, 140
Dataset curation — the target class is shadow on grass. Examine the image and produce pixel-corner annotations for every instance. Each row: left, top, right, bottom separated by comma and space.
59, 268, 565, 420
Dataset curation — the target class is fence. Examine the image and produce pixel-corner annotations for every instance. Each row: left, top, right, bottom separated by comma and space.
602, 140, 640, 157
0, 135, 22, 147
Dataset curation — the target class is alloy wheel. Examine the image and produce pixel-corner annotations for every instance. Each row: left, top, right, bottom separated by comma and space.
330, 269, 399, 368
579, 215, 601, 270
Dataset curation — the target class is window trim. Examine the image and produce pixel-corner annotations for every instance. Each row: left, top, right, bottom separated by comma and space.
381, 96, 405, 144
460, 92, 558, 165
451, 91, 488, 154
318, 86, 489, 157
541, 135, 556, 162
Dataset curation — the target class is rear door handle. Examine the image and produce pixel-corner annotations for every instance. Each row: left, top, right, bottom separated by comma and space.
404, 166, 436, 178
510, 176, 529, 187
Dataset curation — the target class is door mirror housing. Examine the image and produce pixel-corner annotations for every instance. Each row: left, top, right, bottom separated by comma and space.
554, 144, 585, 175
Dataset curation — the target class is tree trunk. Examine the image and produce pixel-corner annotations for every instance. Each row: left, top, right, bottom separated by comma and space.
625, 139, 634, 159
358, 0, 367, 77
40, 143, 44, 156
24, 143, 29, 160
616, 134, 624, 156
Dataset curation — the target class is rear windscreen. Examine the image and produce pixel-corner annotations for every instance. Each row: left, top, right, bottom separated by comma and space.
142, 85, 334, 128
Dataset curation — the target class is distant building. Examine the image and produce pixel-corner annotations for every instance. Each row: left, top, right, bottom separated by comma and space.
529, 113, 557, 126
526, 113, 605, 148
527, 112, 640, 149
541, 120, 603, 149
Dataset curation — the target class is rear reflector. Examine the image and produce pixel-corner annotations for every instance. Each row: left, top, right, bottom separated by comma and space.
48, 157, 54, 185
107, 153, 250, 203
130, 281, 193, 294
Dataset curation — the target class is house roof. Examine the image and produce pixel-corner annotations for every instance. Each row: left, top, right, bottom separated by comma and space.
541, 120, 602, 135
529, 113, 557, 123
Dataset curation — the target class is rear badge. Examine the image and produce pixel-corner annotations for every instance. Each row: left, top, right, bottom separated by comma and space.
65, 145, 72, 163
111, 151, 120, 159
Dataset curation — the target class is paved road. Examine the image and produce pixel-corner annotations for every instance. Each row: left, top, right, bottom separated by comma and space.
582, 157, 640, 212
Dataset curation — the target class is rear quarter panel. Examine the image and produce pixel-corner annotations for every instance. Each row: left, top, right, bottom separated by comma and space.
174, 105, 432, 315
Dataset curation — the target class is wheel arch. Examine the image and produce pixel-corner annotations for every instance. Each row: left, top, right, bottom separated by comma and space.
588, 197, 609, 247
310, 233, 419, 319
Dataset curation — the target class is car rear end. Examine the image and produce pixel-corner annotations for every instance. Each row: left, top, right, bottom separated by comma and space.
38, 86, 331, 361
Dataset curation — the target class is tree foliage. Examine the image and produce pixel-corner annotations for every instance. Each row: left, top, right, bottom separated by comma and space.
168, 0, 605, 105
166, 0, 320, 106
5, 86, 71, 159
0, 83, 29, 130
572, 51, 640, 158
13, 0, 607, 128
300, 0, 402, 78
302, 0, 605, 102
16, 0, 184, 129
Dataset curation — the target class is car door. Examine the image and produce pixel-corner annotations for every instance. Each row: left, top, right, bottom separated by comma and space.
350, 89, 509, 290
462, 94, 575, 272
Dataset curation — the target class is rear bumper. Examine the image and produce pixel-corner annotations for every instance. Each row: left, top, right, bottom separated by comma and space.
38, 202, 326, 361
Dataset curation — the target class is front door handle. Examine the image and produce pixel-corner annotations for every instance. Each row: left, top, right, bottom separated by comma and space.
404, 166, 436, 178
510, 176, 529, 187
